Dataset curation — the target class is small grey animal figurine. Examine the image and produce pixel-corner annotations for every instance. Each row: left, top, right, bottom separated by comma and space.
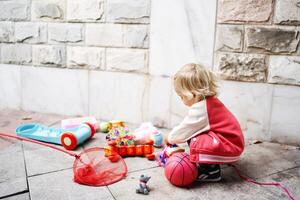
136, 174, 151, 195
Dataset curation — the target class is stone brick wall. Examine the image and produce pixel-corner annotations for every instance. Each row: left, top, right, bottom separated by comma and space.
0, 0, 149, 71
215, 0, 300, 86
1, 0, 300, 145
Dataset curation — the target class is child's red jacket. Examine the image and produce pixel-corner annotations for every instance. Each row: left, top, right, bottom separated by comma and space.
168, 97, 244, 164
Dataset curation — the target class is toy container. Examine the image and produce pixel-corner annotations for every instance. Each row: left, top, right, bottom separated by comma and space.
135, 145, 144, 156
143, 145, 153, 155
134, 122, 163, 147
150, 132, 164, 148
119, 146, 128, 157
127, 145, 136, 156
61, 116, 98, 130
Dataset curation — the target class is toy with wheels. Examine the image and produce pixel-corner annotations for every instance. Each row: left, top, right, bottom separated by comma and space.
61, 116, 98, 130
16, 123, 95, 150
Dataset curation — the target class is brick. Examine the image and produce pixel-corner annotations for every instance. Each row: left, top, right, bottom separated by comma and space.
1, 44, 32, 64
246, 27, 300, 54
32, 0, 65, 21
268, 56, 300, 86
67, 0, 104, 22
67, 46, 105, 69
33, 45, 66, 67
15, 22, 47, 44
106, 48, 147, 72
28, 170, 112, 200
48, 23, 83, 44
274, 0, 300, 25
0, 22, 14, 43
215, 25, 243, 52
86, 24, 148, 48
215, 53, 267, 82
123, 25, 149, 48
106, 0, 150, 23
218, 0, 272, 23
0, 0, 29, 21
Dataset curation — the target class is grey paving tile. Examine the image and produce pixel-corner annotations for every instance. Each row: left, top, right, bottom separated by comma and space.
23, 142, 81, 177
2, 193, 30, 200
28, 169, 114, 200
0, 109, 67, 133
109, 167, 176, 200
22, 118, 84, 176
83, 131, 108, 149
123, 157, 158, 173
261, 167, 300, 200
235, 142, 300, 179
189, 166, 279, 200
108, 166, 281, 200
0, 137, 19, 152
0, 142, 27, 198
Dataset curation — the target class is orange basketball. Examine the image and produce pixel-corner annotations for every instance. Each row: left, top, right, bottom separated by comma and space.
164, 152, 198, 187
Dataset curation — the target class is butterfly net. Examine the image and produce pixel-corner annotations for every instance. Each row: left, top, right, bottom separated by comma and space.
73, 147, 127, 186
0, 133, 127, 187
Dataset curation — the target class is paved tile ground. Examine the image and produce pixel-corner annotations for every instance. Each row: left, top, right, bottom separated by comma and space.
0, 109, 299, 200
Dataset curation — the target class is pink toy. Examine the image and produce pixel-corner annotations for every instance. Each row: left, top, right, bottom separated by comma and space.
134, 122, 163, 147
61, 116, 98, 130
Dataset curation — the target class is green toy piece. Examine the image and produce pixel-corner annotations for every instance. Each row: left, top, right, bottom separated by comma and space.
99, 122, 110, 133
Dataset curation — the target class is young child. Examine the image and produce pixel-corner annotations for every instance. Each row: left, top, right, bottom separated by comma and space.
167, 63, 244, 182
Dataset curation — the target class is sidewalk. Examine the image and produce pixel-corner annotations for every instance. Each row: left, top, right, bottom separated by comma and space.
0, 109, 299, 200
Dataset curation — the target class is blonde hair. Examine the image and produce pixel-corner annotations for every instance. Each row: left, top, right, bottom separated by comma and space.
174, 63, 218, 100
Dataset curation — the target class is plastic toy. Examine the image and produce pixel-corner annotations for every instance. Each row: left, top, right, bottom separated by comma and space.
136, 174, 151, 195
61, 116, 98, 130
157, 144, 185, 166
164, 152, 197, 187
150, 131, 163, 148
105, 126, 155, 160
105, 126, 135, 146
99, 122, 110, 133
134, 122, 163, 147
16, 123, 95, 150
105, 140, 155, 160
99, 120, 125, 133
109, 120, 125, 128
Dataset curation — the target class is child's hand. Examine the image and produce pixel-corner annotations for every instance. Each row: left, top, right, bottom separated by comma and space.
164, 135, 170, 146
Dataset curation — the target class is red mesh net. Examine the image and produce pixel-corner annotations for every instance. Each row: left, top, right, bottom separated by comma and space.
73, 147, 127, 186
0, 133, 127, 187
